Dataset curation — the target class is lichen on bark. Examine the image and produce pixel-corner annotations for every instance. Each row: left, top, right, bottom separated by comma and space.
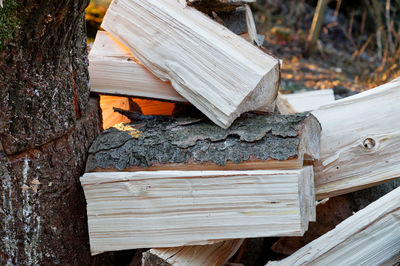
0, 0, 23, 50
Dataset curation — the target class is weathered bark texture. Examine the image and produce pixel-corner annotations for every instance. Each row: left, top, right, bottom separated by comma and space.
0, 1, 123, 265
0, 98, 100, 265
86, 113, 320, 172
0, 0, 90, 155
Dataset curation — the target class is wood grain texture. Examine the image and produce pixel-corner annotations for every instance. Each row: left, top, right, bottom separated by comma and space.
101, 0, 280, 128
85, 113, 321, 172
142, 239, 244, 266
312, 77, 400, 199
278, 89, 335, 114
81, 167, 315, 254
267, 185, 400, 266
89, 31, 185, 102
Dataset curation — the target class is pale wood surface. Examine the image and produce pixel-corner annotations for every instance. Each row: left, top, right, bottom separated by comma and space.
279, 89, 335, 113
267, 185, 400, 266
81, 167, 315, 254
101, 0, 280, 128
312, 77, 400, 199
244, 5, 261, 46
142, 239, 244, 266
89, 31, 186, 102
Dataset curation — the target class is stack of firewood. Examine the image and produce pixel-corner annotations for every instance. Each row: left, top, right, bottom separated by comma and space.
81, 0, 400, 265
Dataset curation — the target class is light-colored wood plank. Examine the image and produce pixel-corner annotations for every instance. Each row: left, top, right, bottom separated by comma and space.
267, 185, 400, 266
81, 167, 315, 254
312, 77, 400, 199
89, 31, 186, 102
101, 0, 280, 128
142, 239, 244, 266
278, 89, 335, 114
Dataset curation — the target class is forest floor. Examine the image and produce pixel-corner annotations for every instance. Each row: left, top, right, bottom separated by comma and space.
86, 0, 400, 94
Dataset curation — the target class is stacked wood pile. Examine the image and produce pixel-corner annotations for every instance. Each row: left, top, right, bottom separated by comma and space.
82, 0, 400, 264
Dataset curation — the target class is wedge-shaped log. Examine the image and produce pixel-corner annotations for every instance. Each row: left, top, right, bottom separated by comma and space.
142, 239, 244, 266
86, 113, 320, 172
267, 185, 400, 265
312, 77, 400, 199
89, 31, 185, 102
101, 0, 280, 128
81, 167, 315, 254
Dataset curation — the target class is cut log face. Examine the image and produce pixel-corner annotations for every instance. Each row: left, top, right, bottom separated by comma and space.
89, 31, 185, 102
101, 0, 280, 128
81, 166, 315, 254
312, 77, 400, 199
267, 185, 400, 266
142, 239, 244, 266
85, 113, 320, 172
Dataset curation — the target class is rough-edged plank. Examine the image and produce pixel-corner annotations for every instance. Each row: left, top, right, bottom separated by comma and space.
313, 77, 400, 199
101, 0, 280, 128
142, 239, 244, 266
86, 113, 320, 172
267, 185, 400, 266
81, 167, 315, 254
89, 31, 185, 102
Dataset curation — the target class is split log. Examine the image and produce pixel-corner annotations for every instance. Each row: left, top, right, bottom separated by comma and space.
277, 89, 335, 114
142, 239, 244, 266
101, 0, 280, 128
85, 113, 320, 172
89, 31, 185, 102
313, 77, 400, 199
81, 166, 315, 254
267, 185, 400, 265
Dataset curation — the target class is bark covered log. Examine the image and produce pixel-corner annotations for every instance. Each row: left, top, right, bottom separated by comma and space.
0, 0, 90, 155
0, 98, 101, 265
0, 1, 125, 264
86, 113, 320, 172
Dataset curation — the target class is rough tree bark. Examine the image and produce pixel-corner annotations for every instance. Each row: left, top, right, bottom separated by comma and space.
0, 1, 122, 265
86, 113, 321, 172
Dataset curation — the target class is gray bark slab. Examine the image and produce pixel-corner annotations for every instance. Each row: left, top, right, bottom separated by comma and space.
86, 113, 320, 172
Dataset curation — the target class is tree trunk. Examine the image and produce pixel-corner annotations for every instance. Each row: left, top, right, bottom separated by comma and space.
0, 1, 122, 264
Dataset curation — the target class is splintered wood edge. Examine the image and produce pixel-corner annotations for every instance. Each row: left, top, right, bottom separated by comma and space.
144, 239, 244, 266
267, 186, 400, 265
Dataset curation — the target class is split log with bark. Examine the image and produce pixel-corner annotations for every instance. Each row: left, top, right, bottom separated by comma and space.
86, 113, 321, 172
101, 0, 280, 128
81, 166, 315, 254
